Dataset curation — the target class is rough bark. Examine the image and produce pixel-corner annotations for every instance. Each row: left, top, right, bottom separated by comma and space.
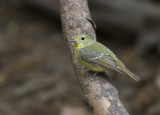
59, 0, 129, 115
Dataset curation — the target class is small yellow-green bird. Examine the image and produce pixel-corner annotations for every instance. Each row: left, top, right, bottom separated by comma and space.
70, 34, 140, 82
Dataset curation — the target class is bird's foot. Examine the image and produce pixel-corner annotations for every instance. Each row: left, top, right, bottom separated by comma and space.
84, 72, 97, 85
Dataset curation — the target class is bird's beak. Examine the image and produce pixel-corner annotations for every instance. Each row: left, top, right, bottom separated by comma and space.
69, 40, 77, 42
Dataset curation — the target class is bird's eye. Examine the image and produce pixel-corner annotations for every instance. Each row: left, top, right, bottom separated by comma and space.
81, 37, 85, 40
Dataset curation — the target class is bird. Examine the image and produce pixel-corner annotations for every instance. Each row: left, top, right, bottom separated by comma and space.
70, 34, 140, 83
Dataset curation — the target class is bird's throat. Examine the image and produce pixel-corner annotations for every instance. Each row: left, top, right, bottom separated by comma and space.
75, 43, 85, 49
75, 41, 95, 49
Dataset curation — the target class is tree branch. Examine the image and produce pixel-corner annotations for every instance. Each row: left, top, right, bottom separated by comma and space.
59, 0, 129, 115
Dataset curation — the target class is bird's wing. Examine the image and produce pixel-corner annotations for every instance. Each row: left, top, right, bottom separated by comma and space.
79, 49, 122, 73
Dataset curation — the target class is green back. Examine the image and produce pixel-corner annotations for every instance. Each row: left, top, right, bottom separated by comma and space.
86, 41, 118, 60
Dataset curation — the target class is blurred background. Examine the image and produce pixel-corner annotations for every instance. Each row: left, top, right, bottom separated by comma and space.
0, 0, 160, 115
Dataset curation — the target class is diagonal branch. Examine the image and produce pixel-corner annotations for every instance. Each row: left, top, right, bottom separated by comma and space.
59, 0, 129, 115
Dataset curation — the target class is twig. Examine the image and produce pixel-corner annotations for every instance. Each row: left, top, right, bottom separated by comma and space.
59, 0, 129, 115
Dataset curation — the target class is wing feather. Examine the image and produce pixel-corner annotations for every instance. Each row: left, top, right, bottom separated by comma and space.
79, 49, 122, 73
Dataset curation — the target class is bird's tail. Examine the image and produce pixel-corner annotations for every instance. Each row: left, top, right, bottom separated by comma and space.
123, 67, 140, 82
118, 65, 140, 82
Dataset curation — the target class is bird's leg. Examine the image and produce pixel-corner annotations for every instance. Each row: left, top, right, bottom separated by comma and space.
84, 68, 90, 72
84, 72, 97, 85
82, 68, 90, 77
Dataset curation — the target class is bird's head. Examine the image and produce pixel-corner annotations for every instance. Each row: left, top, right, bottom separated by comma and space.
70, 34, 94, 49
